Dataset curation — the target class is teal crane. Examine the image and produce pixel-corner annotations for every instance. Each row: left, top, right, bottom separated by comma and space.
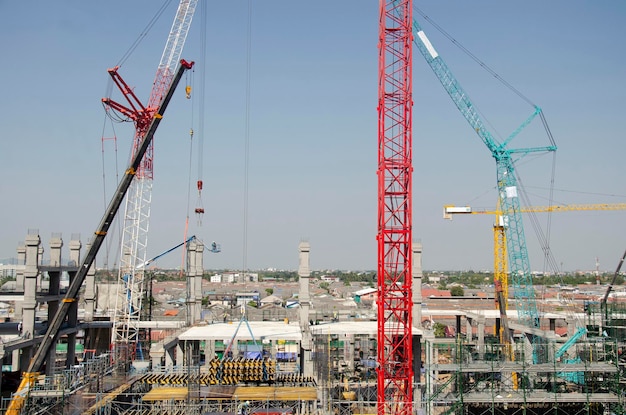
411, 16, 557, 338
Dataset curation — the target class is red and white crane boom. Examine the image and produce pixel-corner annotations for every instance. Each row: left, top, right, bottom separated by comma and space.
111, 0, 198, 364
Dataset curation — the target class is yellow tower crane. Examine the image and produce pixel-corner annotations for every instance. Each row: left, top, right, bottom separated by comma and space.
443, 202, 626, 311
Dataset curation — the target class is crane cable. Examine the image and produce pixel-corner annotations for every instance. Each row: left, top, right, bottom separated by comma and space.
416, 5, 562, 280
180, 66, 195, 278
195, 0, 208, 226
116, 0, 173, 69
180, 0, 208, 276
100, 116, 121, 273
414, 5, 536, 108
242, 0, 253, 276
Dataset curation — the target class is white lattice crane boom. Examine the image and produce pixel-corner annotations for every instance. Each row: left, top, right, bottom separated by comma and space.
112, 0, 198, 364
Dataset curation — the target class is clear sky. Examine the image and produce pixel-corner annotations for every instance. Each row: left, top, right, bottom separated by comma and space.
1, 1, 624, 273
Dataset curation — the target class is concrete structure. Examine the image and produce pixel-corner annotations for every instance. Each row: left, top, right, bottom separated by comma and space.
298, 241, 313, 376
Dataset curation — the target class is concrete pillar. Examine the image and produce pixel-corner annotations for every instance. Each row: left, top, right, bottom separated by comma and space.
477, 315, 485, 358
49, 235, 63, 267
297, 241, 313, 376
11, 244, 23, 371
204, 339, 216, 366
66, 238, 81, 368
22, 232, 41, 370
412, 242, 423, 329
176, 342, 183, 366
566, 316, 576, 338
194, 240, 204, 323
84, 242, 96, 322
47, 234, 63, 374
14, 243, 26, 320
344, 333, 354, 371
37, 246, 44, 290
466, 318, 473, 342
165, 347, 175, 368
230, 339, 238, 358
549, 318, 556, 332
187, 239, 198, 326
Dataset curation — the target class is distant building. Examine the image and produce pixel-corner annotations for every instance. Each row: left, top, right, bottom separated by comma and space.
210, 274, 222, 283
221, 272, 259, 283
354, 287, 377, 306
236, 292, 260, 307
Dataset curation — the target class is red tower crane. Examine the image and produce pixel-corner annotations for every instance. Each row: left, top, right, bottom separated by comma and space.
377, 1, 414, 415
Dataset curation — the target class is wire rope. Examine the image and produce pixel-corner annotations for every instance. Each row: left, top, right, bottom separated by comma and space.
116, 0, 173, 68
196, 0, 208, 225
242, 0, 253, 275
100, 116, 121, 272
414, 5, 537, 108
180, 67, 195, 277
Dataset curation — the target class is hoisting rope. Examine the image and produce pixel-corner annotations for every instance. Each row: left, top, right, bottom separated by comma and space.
179, 0, 208, 276
100, 114, 121, 273
180, 66, 195, 278
242, 0, 253, 276
116, 0, 173, 69
415, 4, 560, 280
194, 0, 208, 226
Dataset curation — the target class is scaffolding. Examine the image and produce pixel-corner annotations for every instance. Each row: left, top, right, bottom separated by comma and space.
422, 336, 624, 415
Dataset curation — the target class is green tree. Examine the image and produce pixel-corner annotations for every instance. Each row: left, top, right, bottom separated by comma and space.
265, 288, 274, 296
450, 286, 465, 296
433, 322, 447, 338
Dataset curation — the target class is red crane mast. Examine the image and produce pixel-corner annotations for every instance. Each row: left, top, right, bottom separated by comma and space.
377, 1, 414, 414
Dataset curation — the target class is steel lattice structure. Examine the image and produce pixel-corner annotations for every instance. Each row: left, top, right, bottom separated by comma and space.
376, 1, 414, 415
111, 0, 198, 364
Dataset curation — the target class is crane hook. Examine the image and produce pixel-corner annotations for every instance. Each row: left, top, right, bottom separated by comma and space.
185, 85, 192, 99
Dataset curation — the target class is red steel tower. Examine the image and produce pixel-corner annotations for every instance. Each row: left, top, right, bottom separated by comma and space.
377, 1, 413, 414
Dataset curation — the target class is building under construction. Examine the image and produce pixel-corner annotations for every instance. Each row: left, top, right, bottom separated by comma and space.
0, 234, 624, 415
2, 1, 625, 415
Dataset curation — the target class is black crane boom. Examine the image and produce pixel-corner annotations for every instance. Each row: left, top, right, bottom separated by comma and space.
26, 59, 194, 374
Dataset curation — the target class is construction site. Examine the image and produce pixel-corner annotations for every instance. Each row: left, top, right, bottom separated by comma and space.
1, 1, 625, 415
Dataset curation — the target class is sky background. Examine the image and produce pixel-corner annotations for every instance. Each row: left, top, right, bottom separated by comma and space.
1, 1, 624, 273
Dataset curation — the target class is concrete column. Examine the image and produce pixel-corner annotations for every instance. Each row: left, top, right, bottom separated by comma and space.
37, 246, 44, 290
14, 243, 26, 320
21, 232, 41, 370
165, 347, 175, 368
187, 239, 197, 326
83, 242, 96, 322
344, 333, 354, 371
12, 244, 24, 370
47, 235, 63, 374
176, 343, 184, 366
477, 315, 485, 358
49, 235, 63, 267
297, 241, 313, 376
230, 339, 238, 358
194, 240, 204, 323
66, 238, 81, 368
204, 339, 216, 366
466, 318, 473, 342
549, 318, 556, 332
412, 242, 423, 329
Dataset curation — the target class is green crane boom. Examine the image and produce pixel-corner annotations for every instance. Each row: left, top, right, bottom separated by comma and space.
411, 16, 556, 333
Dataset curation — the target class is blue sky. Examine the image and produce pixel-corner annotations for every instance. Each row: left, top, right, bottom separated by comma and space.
1, 1, 624, 273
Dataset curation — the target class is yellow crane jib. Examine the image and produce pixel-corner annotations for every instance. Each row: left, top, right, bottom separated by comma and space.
444, 203, 626, 219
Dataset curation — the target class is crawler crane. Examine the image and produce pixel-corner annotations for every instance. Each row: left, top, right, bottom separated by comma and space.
7, 59, 194, 415
411, 13, 556, 359
106, 0, 198, 366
